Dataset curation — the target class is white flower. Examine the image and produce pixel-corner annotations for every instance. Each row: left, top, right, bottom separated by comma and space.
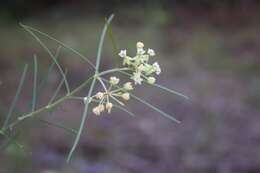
121, 93, 130, 100
152, 62, 161, 75
95, 92, 104, 99
110, 76, 120, 85
118, 49, 127, 58
106, 102, 113, 113
136, 42, 144, 48
148, 48, 155, 56
131, 72, 143, 85
123, 82, 133, 90
147, 77, 156, 84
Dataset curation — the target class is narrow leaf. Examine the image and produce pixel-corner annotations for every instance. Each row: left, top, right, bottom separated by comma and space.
106, 19, 120, 66
130, 94, 181, 123
101, 77, 180, 123
38, 46, 62, 95
39, 119, 77, 135
32, 55, 38, 112
95, 14, 115, 72
20, 24, 71, 94
19, 23, 95, 68
3, 64, 28, 128
48, 69, 68, 104
119, 71, 189, 100
67, 14, 114, 162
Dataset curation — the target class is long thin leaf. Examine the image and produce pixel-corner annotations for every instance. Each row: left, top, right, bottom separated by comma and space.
39, 119, 77, 135
48, 69, 68, 104
32, 55, 38, 112
67, 14, 114, 162
3, 64, 28, 128
95, 14, 115, 72
21, 24, 71, 94
130, 94, 181, 123
119, 71, 189, 100
66, 80, 95, 162
38, 46, 62, 95
101, 77, 180, 123
106, 19, 120, 66
20, 23, 95, 68
0, 132, 24, 152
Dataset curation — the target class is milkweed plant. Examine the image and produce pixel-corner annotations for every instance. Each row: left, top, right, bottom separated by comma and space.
0, 14, 189, 162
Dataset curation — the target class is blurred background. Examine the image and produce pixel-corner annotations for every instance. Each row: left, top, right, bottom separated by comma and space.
1, 0, 260, 173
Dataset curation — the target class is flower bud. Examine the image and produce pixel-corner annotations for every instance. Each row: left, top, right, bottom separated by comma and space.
147, 77, 156, 84
136, 42, 144, 48
123, 82, 133, 90
121, 93, 130, 100
95, 92, 104, 99
106, 102, 113, 113
98, 104, 105, 112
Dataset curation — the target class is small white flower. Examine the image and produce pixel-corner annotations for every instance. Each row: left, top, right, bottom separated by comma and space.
110, 76, 120, 85
136, 42, 144, 48
147, 77, 156, 84
95, 92, 104, 99
148, 48, 155, 56
153, 62, 161, 75
106, 102, 113, 113
118, 49, 127, 58
131, 72, 143, 85
121, 93, 130, 100
123, 82, 133, 90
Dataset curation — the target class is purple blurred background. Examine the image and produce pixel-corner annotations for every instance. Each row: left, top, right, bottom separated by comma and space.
1, 1, 260, 173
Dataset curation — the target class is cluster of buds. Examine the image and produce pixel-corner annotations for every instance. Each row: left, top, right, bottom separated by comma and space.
118, 41, 161, 85
91, 76, 134, 116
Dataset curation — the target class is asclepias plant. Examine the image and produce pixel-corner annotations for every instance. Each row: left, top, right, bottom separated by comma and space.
0, 14, 188, 162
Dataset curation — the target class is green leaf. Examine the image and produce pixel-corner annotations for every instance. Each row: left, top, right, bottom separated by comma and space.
19, 23, 95, 68
48, 69, 68, 104
130, 94, 181, 123
3, 64, 28, 129
38, 46, 62, 95
32, 55, 38, 112
101, 77, 180, 123
106, 19, 120, 66
119, 71, 189, 100
21, 25, 71, 94
67, 14, 114, 162
39, 119, 77, 135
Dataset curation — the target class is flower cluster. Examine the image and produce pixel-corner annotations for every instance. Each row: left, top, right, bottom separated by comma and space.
119, 42, 161, 85
89, 42, 161, 116
90, 76, 134, 116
